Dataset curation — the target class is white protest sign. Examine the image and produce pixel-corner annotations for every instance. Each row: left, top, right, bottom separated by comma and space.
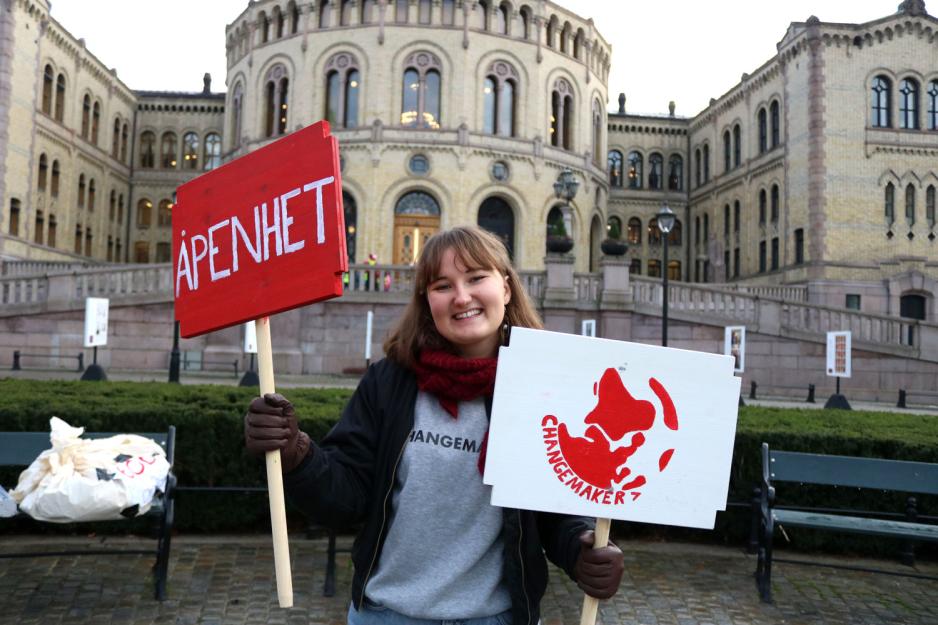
826, 331, 851, 378
724, 326, 745, 374
484, 328, 740, 529
244, 321, 258, 354
83, 297, 109, 348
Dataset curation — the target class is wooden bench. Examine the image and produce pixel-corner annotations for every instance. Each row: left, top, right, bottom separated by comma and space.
754, 442, 938, 603
749, 381, 815, 403
12, 350, 84, 372
0, 428, 177, 601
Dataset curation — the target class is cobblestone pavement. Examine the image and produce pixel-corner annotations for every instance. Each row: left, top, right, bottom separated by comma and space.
0, 535, 936, 625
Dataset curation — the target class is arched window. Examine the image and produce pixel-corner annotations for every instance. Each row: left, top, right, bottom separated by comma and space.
264, 65, 289, 137
51, 160, 60, 197
182, 132, 199, 169
324, 53, 361, 129
733, 201, 740, 233
928, 80, 938, 131
519, 6, 531, 39
770, 184, 779, 222
872, 76, 891, 128
648, 153, 663, 190
259, 11, 270, 42
361, 0, 375, 24
477, 0, 489, 30
37, 154, 48, 191
231, 83, 243, 146
759, 188, 767, 225
419, 0, 431, 24
885, 182, 895, 226
758, 107, 768, 153
550, 78, 574, 150
481, 61, 518, 136
900, 78, 920, 130
703, 213, 709, 241
319, 1, 331, 28
667, 260, 681, 280
733, 124, 741, 167
341, 0, 353, 26
394, 191, 442, 264
204, 133, 222, 170
723, 204, 730, 238
81, 94, 91, 138
926, 185, 935, 227
140, 131, 156, 168
723, 129, 731, 172
574, 30, 584, 60
396, 190, 441, 215
158, 199, 173, 227
627, 151, 643, 189
8, 198, 20, 237
88, 179, 96, 211
703, 144, 710, 182
48, 215, 56, 248
695, 216, 701, 247
546, 16, 557, 48
627, 217, 641, 244
343, 192, 357, 263
770, 100, 780, 147
77, 174, 86, 209
274, 6, 285, 36
592, 100, 603, 164
161, 132, 178, 168
608, 150, 623, 187
478, 196, 515, 258
606, 216, 622, 241
906, 183, 916, 226
647, 259, 661, 278
396, 0, 408, 23
546, 205, 570, 241
118, 194, 124, 224
290, 1, 300, 33
120, 123, 129, 163
41, 64, 53, 114
54, 74, 66, 121
694, 148, 701, 187
442, 0, 455, 25
495, 2, 508, 34
647, 218, 661, 245
560, 22, 571, 54
137, 199, 152, 227
401, 52, 442, 129
668, 154, 683, 190
105, 116, 114, 157
91, 101, 100, 144
109, 190, 116, 221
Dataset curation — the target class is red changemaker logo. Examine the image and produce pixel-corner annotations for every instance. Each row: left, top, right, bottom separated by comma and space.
541, 368, 679, 506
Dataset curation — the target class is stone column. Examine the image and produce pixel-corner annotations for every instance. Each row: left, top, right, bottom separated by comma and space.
541, 253, 577, 334
598, 257, 632, 339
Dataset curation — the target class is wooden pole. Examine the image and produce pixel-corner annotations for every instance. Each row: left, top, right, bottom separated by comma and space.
256, 316, 294, 608
578, 517, 611, 625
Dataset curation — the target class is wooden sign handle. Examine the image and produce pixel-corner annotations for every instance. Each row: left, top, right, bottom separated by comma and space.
579, 517, 611, 625
257, 316, 294, 608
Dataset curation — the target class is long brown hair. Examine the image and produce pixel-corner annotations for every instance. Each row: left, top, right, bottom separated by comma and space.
384, 225, 543, 369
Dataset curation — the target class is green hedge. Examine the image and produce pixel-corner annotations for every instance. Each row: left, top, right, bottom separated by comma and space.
1, 379, 935, 558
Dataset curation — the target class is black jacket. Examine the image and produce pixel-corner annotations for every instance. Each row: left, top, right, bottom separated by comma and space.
284, 358, 593, 625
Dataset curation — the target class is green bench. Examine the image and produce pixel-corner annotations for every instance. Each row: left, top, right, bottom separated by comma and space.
0, 428, 177, 601
754, 442, 938, 603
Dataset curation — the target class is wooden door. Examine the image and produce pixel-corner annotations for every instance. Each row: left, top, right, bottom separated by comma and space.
393, 214, 439, 264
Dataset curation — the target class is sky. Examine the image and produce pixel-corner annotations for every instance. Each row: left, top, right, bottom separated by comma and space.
49, 0, 899, 116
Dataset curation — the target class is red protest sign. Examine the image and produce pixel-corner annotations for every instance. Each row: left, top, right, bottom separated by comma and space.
173, 121, 346, 338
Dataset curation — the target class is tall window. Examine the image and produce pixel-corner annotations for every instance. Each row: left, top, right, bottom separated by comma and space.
259, 11, 270, 42
8, 198, 20, 237
48, 215, 57, 248
401, 52, 442, 129
723, 204, 730, 238
77, 174, 86, 209
74, 225, 82, 253
695, 216, 700, 246
734, 201, 740, 233
55, 74, 66, 121
41, 64, 54, 114
37, 154, 48, 191
900, 78, 919, 130
319, 0, 331, 27
290, 0, 300, 32
204, 133, 222, 170
91, 101, 100, 144
703, 213, 709, 241
546, 16, 556, 48
647, 259, 661, 278
120, 123, 129, 163
140, 131, 156, 168
669, 220, 682, 246
607, 151, 623, 187
81, 94, 91, 138
770, 100, 780, 147
795, 228, 804, 264
647, 218, 660, 245
109, 190, 116, 221
627, 217, 641, 244
137, 199, 152, 228
495, 3, 508, 34
361, 0, 375, 24
771, 237, 779, 271
758, 107, 767, 153
519, 6, 531, 38
694, 148, 701, 187
183, 132, 199, 169
723, 130, 731, 172
264, 65, 290, 137
592, 100, 602, 164
926, 185, 935, 227
550, 78, 573, 149
885, 182, 895, 226
668, 155, 683, 191
627, 151, 643, 189
84, 227, 92, 256
161, 132, 178, 168
759, 241, 766, 273
648, 153, 663, 190
231, 83, 244, 146
396, 0, 408, 23
906, 183, 916, 226
88, 179, 96, 211
702, 144, 710, 182
418, 0, 431, 24
51, 160, 60, 197
871, 76, 891, 128
443, 0, 456, 25
482, 61, 518, 137
733, 124, 741, 167
134, 241, 149, 263
759, 189, 767, 225
341, 0, 353, 25
158, 199, 173, 227
771, 184, 779, 222
928, 80, 938, 131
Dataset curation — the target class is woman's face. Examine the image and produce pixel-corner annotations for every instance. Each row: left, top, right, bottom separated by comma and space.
426, 247, 511, 359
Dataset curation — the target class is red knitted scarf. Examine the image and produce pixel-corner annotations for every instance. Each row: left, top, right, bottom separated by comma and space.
413, 349, 497, 475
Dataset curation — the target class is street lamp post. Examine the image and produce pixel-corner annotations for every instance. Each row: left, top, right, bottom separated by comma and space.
656, 204, 676, 347
549, 169, 580, 251
169, 320, 181, 383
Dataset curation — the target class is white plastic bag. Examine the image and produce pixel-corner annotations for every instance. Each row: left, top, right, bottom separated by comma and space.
11, 417, 170, 523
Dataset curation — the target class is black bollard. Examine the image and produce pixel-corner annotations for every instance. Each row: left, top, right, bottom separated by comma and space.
750, 380, 758, 400
12, 350, 20, 370
806, 384, 816, 403
897, 389, 907, 409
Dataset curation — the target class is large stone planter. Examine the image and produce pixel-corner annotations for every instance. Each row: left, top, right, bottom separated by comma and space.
600, 238, 628, 256
546, 235, 574, 254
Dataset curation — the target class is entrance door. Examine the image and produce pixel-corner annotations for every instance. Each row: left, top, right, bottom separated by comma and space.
900, 294, 926, 320
477, 196, 515, 259
393, 215, 439, 264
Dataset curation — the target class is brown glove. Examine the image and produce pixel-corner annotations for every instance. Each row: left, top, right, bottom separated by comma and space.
244, 393, 311, 473
574, 530, 625, 600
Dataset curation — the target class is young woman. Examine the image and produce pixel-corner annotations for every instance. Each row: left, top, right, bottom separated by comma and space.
245, 225, 624, 624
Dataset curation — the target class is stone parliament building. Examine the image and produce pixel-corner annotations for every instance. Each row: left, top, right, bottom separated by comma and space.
1, 0, 936, 328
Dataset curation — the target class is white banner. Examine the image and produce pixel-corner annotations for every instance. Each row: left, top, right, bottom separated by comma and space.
724, 326, 746, 374
83, 297, 109, 348
826, 331, 851, 378
485, 328, 740, 529
244, 320, 258, 354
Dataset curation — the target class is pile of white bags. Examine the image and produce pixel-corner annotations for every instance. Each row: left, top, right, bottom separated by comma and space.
11, 417, 170, 523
